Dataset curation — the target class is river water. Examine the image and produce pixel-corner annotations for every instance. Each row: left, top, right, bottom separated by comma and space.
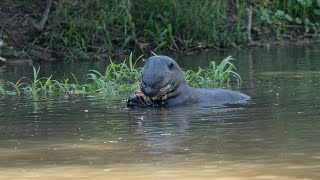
0, 44, 320, 179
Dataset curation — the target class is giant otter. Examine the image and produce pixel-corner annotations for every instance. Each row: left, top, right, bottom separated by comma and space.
127, 55, 250, 107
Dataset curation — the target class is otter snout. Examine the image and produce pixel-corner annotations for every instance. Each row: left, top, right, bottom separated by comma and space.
141, 86, 159, 98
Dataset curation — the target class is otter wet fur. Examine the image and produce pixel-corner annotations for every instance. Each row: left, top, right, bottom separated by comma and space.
126, 55, 250, 107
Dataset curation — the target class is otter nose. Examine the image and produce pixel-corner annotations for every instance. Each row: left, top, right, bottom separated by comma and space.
142, 86, 157, 97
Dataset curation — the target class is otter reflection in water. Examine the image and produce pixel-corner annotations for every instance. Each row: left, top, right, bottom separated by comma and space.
127, 55, 250, 107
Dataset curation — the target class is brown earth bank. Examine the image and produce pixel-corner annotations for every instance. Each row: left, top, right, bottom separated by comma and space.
0, 0, 57, 65
0, 0, 319, 66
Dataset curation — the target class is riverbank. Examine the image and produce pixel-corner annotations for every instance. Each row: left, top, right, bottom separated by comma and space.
1, 0, 320, 64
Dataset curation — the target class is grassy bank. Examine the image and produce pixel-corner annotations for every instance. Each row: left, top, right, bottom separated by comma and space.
0, 55, 241, 97
35, 0, 247, 60
38, 0, 320, 59
1, 0, 320, 61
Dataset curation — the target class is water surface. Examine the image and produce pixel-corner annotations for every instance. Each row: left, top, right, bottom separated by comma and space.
1, 44, 320, 179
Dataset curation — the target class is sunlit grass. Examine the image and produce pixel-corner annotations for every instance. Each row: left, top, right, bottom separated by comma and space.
0, 55, 241, 97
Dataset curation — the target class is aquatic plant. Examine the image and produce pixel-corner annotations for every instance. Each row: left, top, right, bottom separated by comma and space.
0, 81, 5, 95
185, 56, 241, 88
85, 53, 142, 93
1, 55, 242, 97
22, 66, 53, 96
7, 79, 25, 95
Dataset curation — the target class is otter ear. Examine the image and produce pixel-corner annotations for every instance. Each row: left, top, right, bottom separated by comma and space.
168, 62, 174, 70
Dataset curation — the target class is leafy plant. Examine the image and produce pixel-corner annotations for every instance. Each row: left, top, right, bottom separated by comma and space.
257, 0, 320, 37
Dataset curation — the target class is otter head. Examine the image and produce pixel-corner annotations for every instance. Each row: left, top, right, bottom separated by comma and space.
140, 55, 186, 98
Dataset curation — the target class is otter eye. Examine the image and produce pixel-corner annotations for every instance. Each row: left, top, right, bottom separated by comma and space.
168, 62, 174, 70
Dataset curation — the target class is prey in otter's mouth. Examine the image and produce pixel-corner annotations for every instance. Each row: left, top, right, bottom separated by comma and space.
141, 82, 172, 100
128, 83, 172, 107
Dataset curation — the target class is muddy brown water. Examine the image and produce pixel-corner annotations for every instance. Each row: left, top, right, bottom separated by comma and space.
1, 44, 320, 179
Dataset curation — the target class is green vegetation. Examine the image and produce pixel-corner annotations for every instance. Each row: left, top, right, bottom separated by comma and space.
0, 55, 241, 97
1, 0, 320, 61
31, 0, 320, 60
36, 0, 246, 60
256, 0, 320, 37
185, 56, 241, 88
0, 81, 5, 94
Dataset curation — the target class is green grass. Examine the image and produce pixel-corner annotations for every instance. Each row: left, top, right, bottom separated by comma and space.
2, 0, 320, 61
36, 0, 247, 60
0, 55, 241, 97
185, 56, 241, 88
37, 0, 319, 61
